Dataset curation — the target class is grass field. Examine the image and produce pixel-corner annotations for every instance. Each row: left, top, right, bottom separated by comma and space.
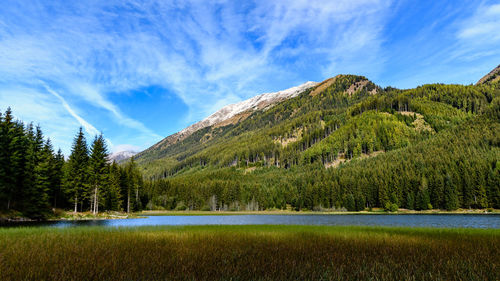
0, 225, 498, 280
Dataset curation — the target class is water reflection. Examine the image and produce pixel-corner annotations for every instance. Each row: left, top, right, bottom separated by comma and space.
2, 214, 499, 229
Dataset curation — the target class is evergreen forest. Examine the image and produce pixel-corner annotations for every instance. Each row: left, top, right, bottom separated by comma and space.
0, 109, 144, 219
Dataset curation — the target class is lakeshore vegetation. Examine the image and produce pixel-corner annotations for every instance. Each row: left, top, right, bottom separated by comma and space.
0, 225, 498, 280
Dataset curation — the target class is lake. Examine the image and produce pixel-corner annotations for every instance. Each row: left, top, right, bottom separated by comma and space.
2, 214, 499, 228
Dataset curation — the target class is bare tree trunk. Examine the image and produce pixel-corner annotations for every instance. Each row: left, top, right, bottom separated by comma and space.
136, 188, 139, 208
95, 187, 99, 215
127, 191, 130, 213
90, 194, 94, 215
93, 187, 98, 215
74, 195, 78, 213
7, 198, 10, 210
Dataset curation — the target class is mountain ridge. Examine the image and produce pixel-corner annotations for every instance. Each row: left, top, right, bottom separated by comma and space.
477, 64, 500, 85
137, 81, 318, 157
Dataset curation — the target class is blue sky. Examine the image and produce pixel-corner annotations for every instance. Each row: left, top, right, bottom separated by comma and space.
0, 0, 499, 155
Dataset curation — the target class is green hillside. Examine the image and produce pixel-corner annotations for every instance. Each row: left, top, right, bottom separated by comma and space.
137, 72, 500, 211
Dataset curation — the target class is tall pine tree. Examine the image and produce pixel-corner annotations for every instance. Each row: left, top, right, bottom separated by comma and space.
66, 128, 89, 212
88, 134, 109, 214
50, 149, 65, 209
106, 162, 123, 211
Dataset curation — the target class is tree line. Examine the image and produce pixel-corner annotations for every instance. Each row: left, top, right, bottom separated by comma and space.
0, 108, 145, 219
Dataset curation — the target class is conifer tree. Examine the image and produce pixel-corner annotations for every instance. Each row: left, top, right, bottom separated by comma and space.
0, 110, 7, 208
50, 149, 65, 209
444, 174, 458, 211
66, 128, 89, 212
123, 157, 143, 212
105, 162, 123, 211
23, 125, 50, 218
88, 134, 109, 214
0, 108, 19, 210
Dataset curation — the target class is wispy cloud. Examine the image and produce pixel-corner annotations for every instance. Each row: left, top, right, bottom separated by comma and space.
0, 86, 79, 155
453, 2, 500, 65
458, 3, 500, 41
42, 83, 100, 137
0, 0, 437, 153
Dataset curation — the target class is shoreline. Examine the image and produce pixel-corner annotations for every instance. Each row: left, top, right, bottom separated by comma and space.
1, 208, 498, 222
0, 211, 142, 223
139, 208, 499, 216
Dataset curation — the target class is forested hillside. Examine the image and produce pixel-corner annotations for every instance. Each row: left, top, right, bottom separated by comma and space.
138, 70, 500, 211
2, 67, 499, 218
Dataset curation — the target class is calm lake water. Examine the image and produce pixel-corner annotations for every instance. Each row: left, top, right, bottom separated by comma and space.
2, 214, 499, 228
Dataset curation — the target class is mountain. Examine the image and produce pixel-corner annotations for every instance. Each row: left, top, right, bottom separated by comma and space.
109, 150, 137, 162
139, 81, 317, 156
477, 64, 500, 85
135, 74, 381, 171
135, 68, 499, 212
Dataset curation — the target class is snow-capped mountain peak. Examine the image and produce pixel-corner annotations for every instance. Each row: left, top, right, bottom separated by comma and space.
178, 81, 317, 135
199, 81, 318, 128
109, 150, 137, 163
145, 81, 317, 152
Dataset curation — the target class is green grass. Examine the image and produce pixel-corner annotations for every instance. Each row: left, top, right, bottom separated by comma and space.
0, 225, 498, 280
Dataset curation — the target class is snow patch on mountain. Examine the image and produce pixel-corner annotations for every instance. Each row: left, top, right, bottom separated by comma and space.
179, 81, 318, 135
145, 81, 317, 152
109, 150, 137, 162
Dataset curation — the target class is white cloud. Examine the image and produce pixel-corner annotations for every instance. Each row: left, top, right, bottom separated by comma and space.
453, 2, 500, 62
0, 86, 80, 155
458, 4, 500, 40
0, 0, 392, 152
42, 84, 100, 137
112, 144, 141, 153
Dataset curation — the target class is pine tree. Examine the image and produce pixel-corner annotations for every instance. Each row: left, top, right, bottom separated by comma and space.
0, 110, 7, 209
344, 193, 356, 211
416, 176, 432, 210
444, 174, 458, 211
66, 128, 89, 212
123, 157, 143, 213
0, 108, 19, 210
88, 134, 109, 214
50, 149, 65, 209
23, 126, 50, 218
106, 162, 123, 211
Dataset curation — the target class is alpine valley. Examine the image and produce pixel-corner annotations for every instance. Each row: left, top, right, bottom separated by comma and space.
132, 66, 500, 212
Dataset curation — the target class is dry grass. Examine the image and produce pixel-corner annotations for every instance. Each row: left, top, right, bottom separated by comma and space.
399, 111, 433, 132
310, 76, 339, 97
0, 225, 498, 281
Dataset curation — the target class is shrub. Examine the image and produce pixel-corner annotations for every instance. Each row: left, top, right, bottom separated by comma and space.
174, 202, 187, 211
385, 202, 398, 212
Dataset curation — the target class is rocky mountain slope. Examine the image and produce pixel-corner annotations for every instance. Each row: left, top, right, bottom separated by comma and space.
135, 74, 384, 171
477, 64, 500, 85
138, 81, 317, 157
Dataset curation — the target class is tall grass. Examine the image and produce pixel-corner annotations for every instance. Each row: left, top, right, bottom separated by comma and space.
0, 225, 498, 280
